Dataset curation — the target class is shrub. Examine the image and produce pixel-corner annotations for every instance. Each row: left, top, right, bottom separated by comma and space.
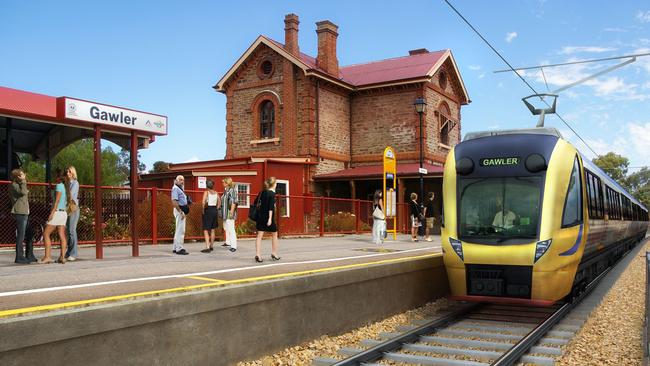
324, 211, 357, 232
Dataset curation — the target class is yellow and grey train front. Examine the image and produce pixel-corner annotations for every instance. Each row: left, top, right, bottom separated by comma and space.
441, 128, 586, 306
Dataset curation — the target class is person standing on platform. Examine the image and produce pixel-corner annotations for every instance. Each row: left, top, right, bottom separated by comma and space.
9, 169, 34, 264
372, 189, 386, 245
201, 180, 220, 253
409, 192, 422, 242
424, 192, 436, 242
65, 166, 80, 261
221, 177, 238, 253
40, 169, 70, 264
254, 177, 280, 262
171, 175, 189, 255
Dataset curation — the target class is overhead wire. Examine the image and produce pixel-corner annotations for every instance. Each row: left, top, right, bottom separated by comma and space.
442, 0, 601, 157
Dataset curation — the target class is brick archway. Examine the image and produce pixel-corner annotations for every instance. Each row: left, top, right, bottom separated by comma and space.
251, 90, 282, 139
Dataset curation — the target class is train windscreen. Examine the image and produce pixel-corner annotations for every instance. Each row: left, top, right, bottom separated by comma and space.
458, 176, 542, 244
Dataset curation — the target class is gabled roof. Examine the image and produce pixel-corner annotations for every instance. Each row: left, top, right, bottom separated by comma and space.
214, 36, 470, 103
314, 163, 444, 180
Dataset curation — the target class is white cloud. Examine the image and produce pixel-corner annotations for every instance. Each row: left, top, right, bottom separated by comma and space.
468, 65, 482, 71
604, 27, 626, 32
183, 156, 201, 163
505, 32, 518, 43
570, 122, 650, 166
559, 46, 617, 55
478, 73, 485, 79
637, 10, 650, 23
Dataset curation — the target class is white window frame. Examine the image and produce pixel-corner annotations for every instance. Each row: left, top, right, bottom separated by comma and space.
276, 179, 290, 217
235, 183, 251, 208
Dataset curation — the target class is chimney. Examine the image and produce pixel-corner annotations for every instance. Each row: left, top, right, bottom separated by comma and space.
316, 20, 339, 76
284, 14, 300, 56
409, 48, 429, 56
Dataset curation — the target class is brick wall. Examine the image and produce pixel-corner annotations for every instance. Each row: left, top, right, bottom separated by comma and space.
350, 88, 418, 164
318, 85, 350, 157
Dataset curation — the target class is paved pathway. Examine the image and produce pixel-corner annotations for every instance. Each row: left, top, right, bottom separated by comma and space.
0, 234, 442, 316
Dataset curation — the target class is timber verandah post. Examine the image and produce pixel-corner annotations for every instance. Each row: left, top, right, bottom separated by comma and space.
93, 126, 103, 259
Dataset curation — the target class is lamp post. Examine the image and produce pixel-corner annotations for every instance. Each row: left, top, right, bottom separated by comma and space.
414, 97, 427, 218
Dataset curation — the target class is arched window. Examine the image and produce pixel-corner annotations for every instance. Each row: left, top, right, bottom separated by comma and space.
439, 102, 451, 145
260, 100, 275, 138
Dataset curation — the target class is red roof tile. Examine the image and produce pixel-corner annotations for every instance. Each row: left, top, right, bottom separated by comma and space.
0, 86, 58, 120
314, 163, 444, 180
264, 37, 447, 87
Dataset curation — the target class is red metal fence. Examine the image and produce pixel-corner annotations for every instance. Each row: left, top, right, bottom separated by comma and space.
0, 181, 411, 248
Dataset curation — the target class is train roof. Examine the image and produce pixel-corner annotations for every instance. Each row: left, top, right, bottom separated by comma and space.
461, 127, 646, 211
463, 127, 562, 141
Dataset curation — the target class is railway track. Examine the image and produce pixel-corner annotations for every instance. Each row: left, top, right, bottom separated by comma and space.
313, 240, 645, 366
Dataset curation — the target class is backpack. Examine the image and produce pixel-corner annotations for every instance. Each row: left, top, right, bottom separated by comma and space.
248, 192, 262, 222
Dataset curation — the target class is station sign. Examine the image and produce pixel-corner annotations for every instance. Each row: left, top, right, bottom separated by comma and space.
480, 157, 519, 167
197, 176, 207, 189
62, 97, 168, 135
418, 167, 428, 175
383, 146, 398, 240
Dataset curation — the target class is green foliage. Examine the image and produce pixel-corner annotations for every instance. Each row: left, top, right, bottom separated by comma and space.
149, 161, 171, 174
592, 152, 629, 186
324, 211, 357, 232
627, 167, 650, 208
236, 220, 257, 236
17, 139, 130, 186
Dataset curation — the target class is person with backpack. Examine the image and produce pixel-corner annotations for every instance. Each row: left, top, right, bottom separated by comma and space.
253, 177, 280, 263
171, 175, 190, 255
221, 177, 238, 252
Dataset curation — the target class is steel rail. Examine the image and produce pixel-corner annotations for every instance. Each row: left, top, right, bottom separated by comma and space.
491, 265, 613, 366
330, 303, 480, 366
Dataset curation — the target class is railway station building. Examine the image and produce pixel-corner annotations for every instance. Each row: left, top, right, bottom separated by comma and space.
140, 13, 470, 233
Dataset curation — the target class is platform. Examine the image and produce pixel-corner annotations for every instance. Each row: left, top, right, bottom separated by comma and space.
0, 234, 441, 318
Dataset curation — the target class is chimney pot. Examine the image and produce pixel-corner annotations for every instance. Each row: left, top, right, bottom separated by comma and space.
316, 20, 339, 76
409, 48, 429, 55
284, 13, 300, 56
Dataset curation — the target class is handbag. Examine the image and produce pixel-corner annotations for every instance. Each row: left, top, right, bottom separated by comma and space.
248, 193, 261, 221
67, 200, 78, 215
179, 205, 190, 215
372, 206, 385, 220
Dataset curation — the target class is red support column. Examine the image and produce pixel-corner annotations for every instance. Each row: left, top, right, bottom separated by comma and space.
93, 126, 103, 259
319, 196, 325, 237
355, 199, 360, 234
130, 131, 139, 257
151, 187, 158, 245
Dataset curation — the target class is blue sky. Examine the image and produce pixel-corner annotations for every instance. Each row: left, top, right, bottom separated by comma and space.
2, 1, 650, 171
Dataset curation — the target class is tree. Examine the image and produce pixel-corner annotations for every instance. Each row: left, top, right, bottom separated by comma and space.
626, 167, 650, 208
117, 148, 146, 179
592, 152, 629, 186
149, 161, 170, 174
16, 139, 130, 186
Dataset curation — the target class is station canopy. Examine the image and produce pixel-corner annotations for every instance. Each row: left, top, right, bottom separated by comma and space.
0, 86, 167, 161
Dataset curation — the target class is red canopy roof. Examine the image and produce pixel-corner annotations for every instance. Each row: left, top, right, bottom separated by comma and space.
0, 86, 58, 121
314, 163, 444, 180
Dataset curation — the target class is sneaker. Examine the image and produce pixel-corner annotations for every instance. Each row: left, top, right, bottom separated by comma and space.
172, 250, 177, 254
229, 248, 237, 252
67, 256, 77, 262
426, 238, 433, 242
176, 249, 189, 255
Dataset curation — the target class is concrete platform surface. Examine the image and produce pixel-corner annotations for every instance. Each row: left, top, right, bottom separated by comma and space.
0, 234, 441, 318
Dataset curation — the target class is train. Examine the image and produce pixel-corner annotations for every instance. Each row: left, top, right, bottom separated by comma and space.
441, 127, 648, 305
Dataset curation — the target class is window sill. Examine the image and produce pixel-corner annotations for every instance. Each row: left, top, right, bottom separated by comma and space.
438, 143, 451, 150
250, 138, 280, 145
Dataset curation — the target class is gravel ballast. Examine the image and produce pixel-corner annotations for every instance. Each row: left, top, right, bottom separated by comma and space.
558, 240, 648, 365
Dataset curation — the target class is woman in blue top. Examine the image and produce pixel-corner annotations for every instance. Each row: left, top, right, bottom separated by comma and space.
64, 166, 80, 261
40, 169, 71, 264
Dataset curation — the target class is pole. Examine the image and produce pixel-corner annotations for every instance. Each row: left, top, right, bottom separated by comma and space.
130, 131, 139, 257
5, 118, 12, 180
419, 112, 424, 221
94, 126, 103, 259
151, 187, 158, 245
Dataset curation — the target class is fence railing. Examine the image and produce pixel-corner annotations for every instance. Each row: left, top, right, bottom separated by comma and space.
1, 181, 412, 248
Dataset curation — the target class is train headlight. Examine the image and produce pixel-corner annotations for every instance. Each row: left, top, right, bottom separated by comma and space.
534, 239, 552, 263
449, 238, 464, 260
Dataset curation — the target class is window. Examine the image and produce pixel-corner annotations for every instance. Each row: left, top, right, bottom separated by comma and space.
439, 103, 451, 146
585, 170, 604, 219
458, 176, 542, 244
260, 100, 275, 138
275, 179, 290, 217
257, 59, 274, 79
562, 158, 582, 227
235, 183, 250, 208
439, 70, 448, 90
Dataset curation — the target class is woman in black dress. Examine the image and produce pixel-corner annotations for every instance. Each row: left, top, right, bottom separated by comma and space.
254, 177, 280, 263
201, 180, 220, 253
409, 192, 422, 242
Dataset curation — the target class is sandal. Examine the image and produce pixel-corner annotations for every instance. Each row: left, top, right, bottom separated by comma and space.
255, 256, 263, 263
200, 248, 211, 253
56, 257, 66, 264
38, 258, 54, 264
271, 254, 281, 261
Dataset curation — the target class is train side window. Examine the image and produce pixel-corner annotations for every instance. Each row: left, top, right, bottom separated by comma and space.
562, 158, 583, 227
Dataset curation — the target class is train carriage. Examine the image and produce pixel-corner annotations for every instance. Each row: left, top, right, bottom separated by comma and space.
441, 127, 648, 305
